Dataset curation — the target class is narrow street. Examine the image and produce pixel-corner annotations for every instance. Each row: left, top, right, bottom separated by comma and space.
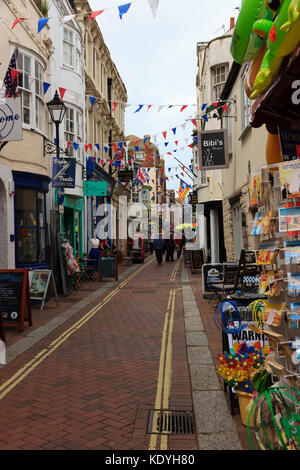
0, 257, 199, 451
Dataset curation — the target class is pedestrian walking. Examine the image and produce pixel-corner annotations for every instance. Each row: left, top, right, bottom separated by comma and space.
153, 236, 165, 265
165, 235, 175, 262
177, 234, 186, 259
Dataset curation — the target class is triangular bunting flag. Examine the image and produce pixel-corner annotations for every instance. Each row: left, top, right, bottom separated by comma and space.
43, 82, 51, 95
59, 87, 66, 100
12, 18, 26, 29
112, 101, 118, 112
118, 3, 132, 20
61, 15, 76, 23
180, 105, 188, 112
89, 10, 104, 19
147, 105, 152, 111
201, 103, 207, 111
162, 131, 167, 139
191, 119, 198, 127
135, 104, 143, 113
37, 18, 50, 34
89, 96, 96, 110
147, 0, 159, 17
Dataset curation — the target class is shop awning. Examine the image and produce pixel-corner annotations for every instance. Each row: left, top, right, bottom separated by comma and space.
251, 45, 300, 134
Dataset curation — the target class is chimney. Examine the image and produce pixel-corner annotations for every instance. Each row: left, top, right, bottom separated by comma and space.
230, 17, 235, 30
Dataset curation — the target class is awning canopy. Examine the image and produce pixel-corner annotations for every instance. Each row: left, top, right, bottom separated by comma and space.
251, 45, 300, 135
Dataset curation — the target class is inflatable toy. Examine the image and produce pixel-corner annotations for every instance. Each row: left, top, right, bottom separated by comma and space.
244, 45, 266, 98
251, 0, 300, 98
230, 0, 276, 64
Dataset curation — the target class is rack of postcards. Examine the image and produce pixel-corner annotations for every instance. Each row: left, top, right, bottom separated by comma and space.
248, 160, 300, 390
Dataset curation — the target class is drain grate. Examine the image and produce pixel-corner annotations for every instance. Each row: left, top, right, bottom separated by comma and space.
147, 410, 195, 435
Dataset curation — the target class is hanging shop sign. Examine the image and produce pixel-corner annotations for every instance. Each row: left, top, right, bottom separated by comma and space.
84, 180, 107, 197
118, 170, 134, 182
278, 127, 300, 161
52, 157, 76, 188
0, 97, 22, 142
98, 255, 118, 281
0, 269, 32, 331
198, 129, 229, 170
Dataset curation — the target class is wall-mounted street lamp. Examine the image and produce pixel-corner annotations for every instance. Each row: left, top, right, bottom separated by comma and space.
46, 90, 67, 159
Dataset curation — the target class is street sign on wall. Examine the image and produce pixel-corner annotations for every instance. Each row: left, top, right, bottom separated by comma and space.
198, 129, 229, 170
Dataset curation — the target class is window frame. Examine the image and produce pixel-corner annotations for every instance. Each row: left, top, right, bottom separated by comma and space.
211, 63, 229, 102
15, 188, 48, 268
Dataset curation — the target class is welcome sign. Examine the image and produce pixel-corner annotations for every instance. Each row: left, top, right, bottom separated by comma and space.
198, 129, 229, 170
0, 97, 22, 141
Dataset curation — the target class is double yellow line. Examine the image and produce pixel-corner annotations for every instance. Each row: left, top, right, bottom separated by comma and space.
0, 258, 154, 402
170, 258, 181, 282
149, 288, 180, 451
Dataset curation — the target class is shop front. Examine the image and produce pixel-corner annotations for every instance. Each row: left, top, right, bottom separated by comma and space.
12, 171, 51, 269
62, 195, 84, 258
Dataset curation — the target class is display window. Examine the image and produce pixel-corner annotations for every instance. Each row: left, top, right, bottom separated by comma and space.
15, 189, 47, 267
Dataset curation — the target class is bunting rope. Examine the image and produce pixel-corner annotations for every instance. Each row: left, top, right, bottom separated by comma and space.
3, 0, 161, 34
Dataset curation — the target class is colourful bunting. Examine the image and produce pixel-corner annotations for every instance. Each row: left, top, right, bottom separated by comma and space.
89, 96, 96, 110
12, 18, 26, 29
191, 119, 198, 127
135, 104, 143, 113
147, 0, 160, 17
59, 87, 66, 100
89, 10, 104, 19
37, 17, 50, 34
43, 81, 51, 95
180, 105, 188, 112
118, 3, 132, 19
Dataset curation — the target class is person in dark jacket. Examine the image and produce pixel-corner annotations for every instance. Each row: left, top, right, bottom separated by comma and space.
165, 235, 175, 262
177, 234, 186, 259
153, 236, 165, 265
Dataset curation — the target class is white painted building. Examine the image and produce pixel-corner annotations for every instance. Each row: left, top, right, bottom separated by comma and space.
193, 19, 235, 263
47, 0, 86, 257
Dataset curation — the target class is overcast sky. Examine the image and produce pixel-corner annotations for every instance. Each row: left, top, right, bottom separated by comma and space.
88, 0, 240, 191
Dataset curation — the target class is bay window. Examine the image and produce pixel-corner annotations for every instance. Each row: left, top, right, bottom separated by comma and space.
17, 51, 45, 133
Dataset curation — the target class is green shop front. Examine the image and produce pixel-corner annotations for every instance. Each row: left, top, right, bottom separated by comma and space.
61, 195, 84, 258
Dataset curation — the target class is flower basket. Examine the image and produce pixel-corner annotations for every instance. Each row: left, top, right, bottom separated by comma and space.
216, 342, 270, 427
237, 391, 254, 428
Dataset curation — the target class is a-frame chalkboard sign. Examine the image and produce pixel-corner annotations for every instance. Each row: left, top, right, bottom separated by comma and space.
183, 246, 192, 267
0, 269, 32, 331
98, 254, 118, 281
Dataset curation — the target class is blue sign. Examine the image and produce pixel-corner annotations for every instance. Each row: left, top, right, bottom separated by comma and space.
52, 157, 76, 188
279, 127, 300, 161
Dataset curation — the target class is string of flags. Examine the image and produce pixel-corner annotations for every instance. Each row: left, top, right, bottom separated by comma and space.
7, 0, 160, 34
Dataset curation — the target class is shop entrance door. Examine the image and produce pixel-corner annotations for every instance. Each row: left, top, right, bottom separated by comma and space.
64, 207, 74, 249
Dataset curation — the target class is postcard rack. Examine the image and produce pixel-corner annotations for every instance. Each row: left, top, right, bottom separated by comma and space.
248, 161, 300, 389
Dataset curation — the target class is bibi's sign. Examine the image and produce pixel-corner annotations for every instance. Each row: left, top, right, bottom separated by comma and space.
198, 129, 229, 170
0, 97, 22, 141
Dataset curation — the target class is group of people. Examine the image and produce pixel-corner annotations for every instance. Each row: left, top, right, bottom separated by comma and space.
149, 235, 186, 265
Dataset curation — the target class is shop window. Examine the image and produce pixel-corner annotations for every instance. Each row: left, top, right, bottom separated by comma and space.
17, 51, 45, 133
16, 189, 47, 266
64, 107, 83, 158
132, 191, 140, 203
211, 64, 228, 101
63, 27, 74, 67
241, 68, 252, 132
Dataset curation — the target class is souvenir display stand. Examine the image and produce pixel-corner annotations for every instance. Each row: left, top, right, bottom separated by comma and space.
247, 161, 300, 390
244, 161, 300, 449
